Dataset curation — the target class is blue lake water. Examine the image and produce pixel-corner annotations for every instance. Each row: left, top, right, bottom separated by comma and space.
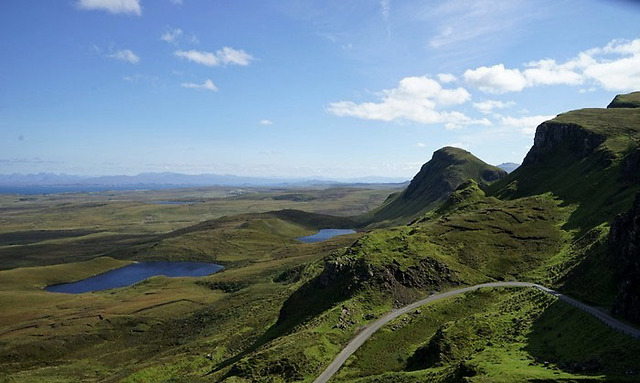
296, 229, 356, 243
45, 261, 224, 294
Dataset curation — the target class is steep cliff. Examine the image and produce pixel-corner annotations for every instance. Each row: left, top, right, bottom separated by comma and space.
491, 95, 640, 231
610, 193, 640, 324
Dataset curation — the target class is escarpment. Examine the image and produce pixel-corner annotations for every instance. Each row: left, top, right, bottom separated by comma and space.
611, 193, 640, 324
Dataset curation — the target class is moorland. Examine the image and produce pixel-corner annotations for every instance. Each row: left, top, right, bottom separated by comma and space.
2, 92, 640, 383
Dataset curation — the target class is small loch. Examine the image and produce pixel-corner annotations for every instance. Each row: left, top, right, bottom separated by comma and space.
45, 261, 224, 294
296, 229, 356, 243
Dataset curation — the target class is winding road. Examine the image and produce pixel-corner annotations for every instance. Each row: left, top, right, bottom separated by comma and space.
313, 282, 640, 383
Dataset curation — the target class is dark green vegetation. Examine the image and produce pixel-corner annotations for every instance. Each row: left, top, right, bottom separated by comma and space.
2, 93, 640, 382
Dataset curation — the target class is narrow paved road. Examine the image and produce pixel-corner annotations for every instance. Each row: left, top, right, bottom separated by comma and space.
313, 282, 640, 383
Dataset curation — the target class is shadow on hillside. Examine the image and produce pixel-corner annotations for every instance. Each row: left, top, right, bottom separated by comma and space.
207, 276, 352, 378
524, 299, 640, 380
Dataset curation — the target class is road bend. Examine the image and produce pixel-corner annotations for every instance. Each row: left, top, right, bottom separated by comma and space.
313, 281, 640, 383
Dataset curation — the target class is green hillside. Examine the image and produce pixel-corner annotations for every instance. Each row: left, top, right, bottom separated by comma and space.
211, 93, 640, 382
364, 147, 506, 226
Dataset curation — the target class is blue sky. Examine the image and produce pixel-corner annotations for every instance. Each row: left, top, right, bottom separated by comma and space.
1, 0, 640, 179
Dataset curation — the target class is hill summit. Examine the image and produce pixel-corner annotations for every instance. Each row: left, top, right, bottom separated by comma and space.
365, 146, 506, 225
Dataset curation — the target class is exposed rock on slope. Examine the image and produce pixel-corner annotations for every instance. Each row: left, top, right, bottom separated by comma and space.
610, 193, 640, 324
366, 147, 506, 225
522, 122, 606, 166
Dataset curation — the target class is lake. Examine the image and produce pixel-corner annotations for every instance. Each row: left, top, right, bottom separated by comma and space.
296, 229, 356, 243
45, 261, 224, 294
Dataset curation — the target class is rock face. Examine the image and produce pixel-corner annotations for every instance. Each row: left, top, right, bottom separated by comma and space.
522, 122, 606, 166
621, 147, 640, 183
316, 254, 456, 293
610, 193, 640, 324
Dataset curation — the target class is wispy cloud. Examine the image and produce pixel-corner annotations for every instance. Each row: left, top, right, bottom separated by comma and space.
161, 28, 198, 45
76, 0, 141, 15
423, 0, 526, 49
328, 76, 490, 129
380, 0, 391, 20
169, 0, 183, 5
174, 47, 253, 67
107, 49, 140, 64
260, 119, 273, 126
181, 79, 218, 91
464, 38, 640, 93
161, 28, 183, 44
473, 100, 515, 114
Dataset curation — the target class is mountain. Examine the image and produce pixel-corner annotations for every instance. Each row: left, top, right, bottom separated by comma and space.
363, 146, 507, 225
497, 162, 520, 173
230, 92, 640, 381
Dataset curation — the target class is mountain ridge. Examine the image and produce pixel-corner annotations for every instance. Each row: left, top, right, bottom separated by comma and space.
363, 146, 507, 226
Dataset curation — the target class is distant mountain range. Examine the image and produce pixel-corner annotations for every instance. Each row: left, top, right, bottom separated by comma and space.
497, 162, 520, 173
0, 172, 409, 193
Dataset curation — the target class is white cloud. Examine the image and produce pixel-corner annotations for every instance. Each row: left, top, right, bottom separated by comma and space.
465, 38, 640, 93
77, 0, 141, 15
497, 114, 555, 137
181, 79, 218, 92
260, 119, 273, 125
437, 73, 457, 83
175, 50, 218, 66
161, 28, 183, 44
416, 142, 426, 147
174, 47, 253, 67
328, 76, 490, 128
473, 100, 515, 114
107, 49, 139, 64
464, 64, 527, 93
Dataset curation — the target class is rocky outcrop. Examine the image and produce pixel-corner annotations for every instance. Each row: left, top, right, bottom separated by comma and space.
621, 147, 640, 183
522, 122, 606, 166
315, 254, 457, 294
607, 92, 640, 109
610, 193, 640, 324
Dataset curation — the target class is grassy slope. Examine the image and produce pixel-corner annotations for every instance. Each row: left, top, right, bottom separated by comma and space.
0, 209, 362, 382
334, 288, 640, 383
363, 147, 506, 227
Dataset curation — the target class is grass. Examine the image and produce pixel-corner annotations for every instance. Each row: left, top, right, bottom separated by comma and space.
333, 288, 640, 382
0, 194, 366, 382
0, 185, 394, 270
